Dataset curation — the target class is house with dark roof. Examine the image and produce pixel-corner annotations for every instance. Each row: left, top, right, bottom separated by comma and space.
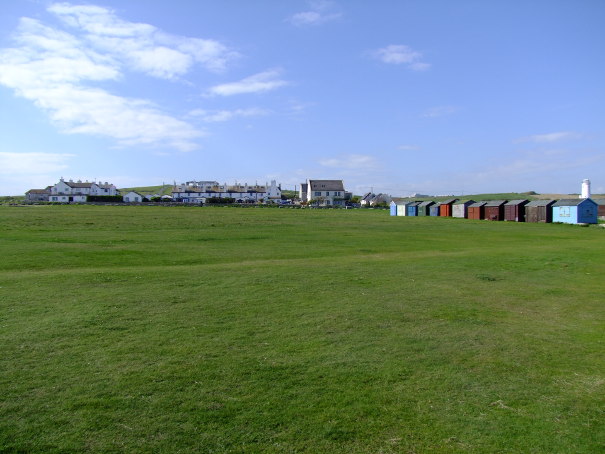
467, 201, 486, 220
417, 201, 435, 216
504, 200, 529, 222
552, 199, 598, 224
299, 180, 348, 206
25, 188, 51, 202
484, 200, 507, 221
49, 178, 119, 202
525, 200, 556, 223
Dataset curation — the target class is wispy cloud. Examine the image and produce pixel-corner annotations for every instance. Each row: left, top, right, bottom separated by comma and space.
288, 1, 342, 27
319, 154, 380, 170
0, 2, 238, 151
514, 131, 582, 143
372, 44, 430, 71
421, 105, 458, 118
188, 108, 269, 122
0, 152, 75, 174
208, 69, 288, 96
398, 144, 420, 151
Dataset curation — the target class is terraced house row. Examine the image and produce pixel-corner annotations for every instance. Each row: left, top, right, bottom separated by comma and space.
389, 198, 604, 225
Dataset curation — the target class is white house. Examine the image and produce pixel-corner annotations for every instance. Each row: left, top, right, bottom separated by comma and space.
49, 178, 119, 202
172, 180, 281, 203
123, 191, 145, 203
299, 179, 347, 206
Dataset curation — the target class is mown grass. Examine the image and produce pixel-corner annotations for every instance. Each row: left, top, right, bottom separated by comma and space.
1, 205, 604, 453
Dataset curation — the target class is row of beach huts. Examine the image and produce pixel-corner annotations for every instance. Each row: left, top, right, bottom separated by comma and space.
389, 198, 604, 224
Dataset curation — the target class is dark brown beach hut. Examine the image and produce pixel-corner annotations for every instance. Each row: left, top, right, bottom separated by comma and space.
525, 200, 555, 223
467, 201, 486, 220
439, 198, 459, 217
504, 199, 529, 222
593, 199, 605, 218
484, 200, 507, 221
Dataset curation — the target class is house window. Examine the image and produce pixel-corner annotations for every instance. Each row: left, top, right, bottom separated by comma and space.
326, 191, 330, 196
314, 191, 321, 197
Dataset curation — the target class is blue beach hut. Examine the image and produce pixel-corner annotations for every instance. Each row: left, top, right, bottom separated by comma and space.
406, 202, 421, 216
552, 199, 598, 224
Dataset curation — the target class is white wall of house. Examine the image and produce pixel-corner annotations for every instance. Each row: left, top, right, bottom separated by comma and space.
124, 192, 144, 203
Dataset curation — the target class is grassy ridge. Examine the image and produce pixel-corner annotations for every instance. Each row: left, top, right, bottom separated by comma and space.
1, 206, 604, 453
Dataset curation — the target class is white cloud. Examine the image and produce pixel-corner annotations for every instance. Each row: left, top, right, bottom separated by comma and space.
0, 152, 74, 174
0, 3, 239, 151
288, 1, 342, 26
514, 131, 582, 143
373, 44, 430, 71
319, 154, 380, 170
421, 105, 458, 118
48, 2, 237, 77
189, 108, 269, 122
208, 69, 288, 96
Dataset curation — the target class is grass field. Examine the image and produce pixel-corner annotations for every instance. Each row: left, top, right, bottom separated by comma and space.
1, 205, 603, 453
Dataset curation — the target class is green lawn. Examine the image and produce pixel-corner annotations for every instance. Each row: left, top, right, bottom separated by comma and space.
1, 206, 603, 453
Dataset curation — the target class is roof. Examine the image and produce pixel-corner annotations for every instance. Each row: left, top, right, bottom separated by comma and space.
552, 198, 597, 207
26, 189, 50, 194
418, 201, 435, 207
453, 199, 475, 205
308, 180, 345, 191
440, 198, 458, 204
65, 182, 93, 188
591, 198, 605, 205
484, 200, 507, 207
526, 199, 556, 207
469, 202, 487, 207
407, 201, 422, 207
505, 199, 529, 206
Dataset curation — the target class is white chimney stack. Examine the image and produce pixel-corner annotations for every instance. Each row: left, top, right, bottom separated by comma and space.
580, 179, 591, 199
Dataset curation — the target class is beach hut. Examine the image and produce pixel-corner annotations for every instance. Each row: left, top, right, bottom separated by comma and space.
429, 203, 441, 216
390, 199, 413, 216
504, 200, 529, 222
452, 200, 475, 219
552, 199, 598, 224
467, 201, 486, 220
484, 200, 507, 221
593, 199, 605, 218
438, 199, 459, 217
525, 200, 555, 223
417, 201, 435, 216
406, 201, 421, 216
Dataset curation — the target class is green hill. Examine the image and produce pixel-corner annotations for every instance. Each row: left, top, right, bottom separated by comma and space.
118, 184, 173, 196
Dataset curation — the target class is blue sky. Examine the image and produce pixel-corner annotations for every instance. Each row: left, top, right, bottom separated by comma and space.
0, 0, 603, 196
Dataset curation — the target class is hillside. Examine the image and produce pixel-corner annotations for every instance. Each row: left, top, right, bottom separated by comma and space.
117, 184, 173, 196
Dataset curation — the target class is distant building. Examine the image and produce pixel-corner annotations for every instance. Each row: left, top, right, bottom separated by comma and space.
299, 180, 348, 206
552, 199, 598, 224
48, 178, 118, 202
25, 187, 51, 202
525, 200, 556, 223
172, 180, 281, 203
123, 191, 146, 203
